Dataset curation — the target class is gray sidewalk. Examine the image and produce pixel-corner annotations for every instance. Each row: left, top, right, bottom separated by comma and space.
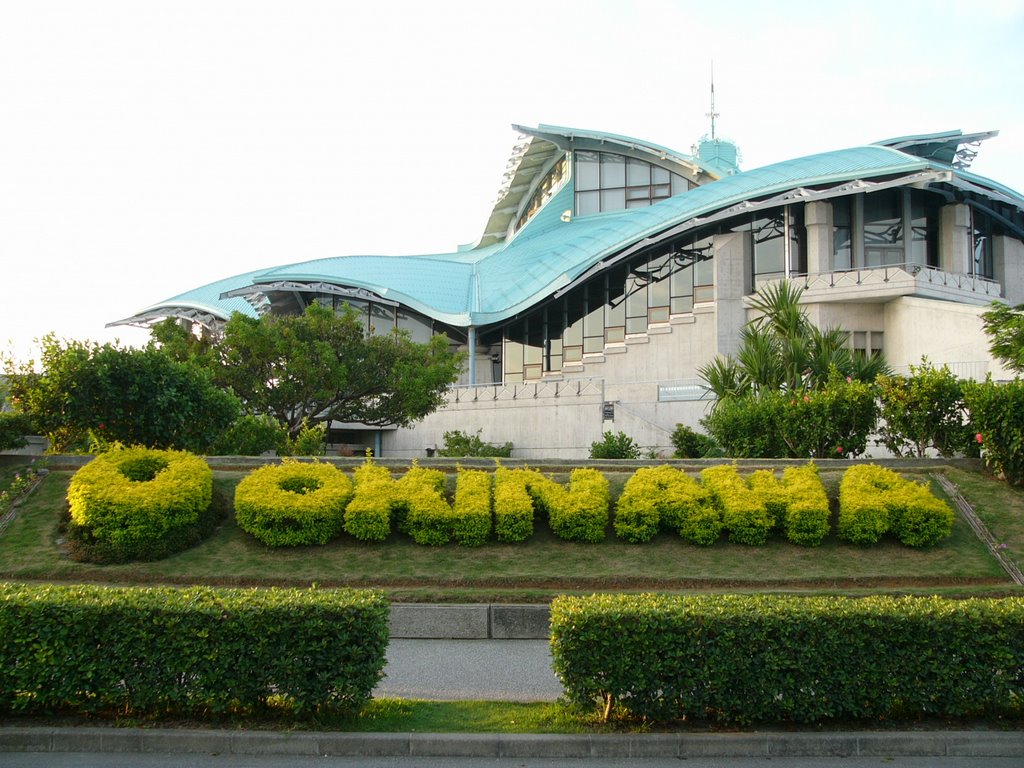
2, 726, 1023, 759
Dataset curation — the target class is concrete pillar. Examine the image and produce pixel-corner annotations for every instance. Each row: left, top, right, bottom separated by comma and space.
713, 231, 751, 358
939, 203, 971, 275
804, 200, 832, 275
994, 235, 1024, 305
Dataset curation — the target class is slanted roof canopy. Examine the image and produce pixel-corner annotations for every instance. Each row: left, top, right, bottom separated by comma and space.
112, 125, 1023, 335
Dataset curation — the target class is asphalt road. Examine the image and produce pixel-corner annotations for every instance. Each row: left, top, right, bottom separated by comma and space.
374, 639, 563, 701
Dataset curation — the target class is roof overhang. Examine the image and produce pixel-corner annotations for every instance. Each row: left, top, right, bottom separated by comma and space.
106, 306, 228, 331
221, 281, 399, 314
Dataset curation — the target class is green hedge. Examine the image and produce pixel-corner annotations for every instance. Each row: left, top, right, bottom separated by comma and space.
0, 583, 389, 717
550, 593, 1024, 724
65, 446, 214, 562
839, 464, 954, 547
234, 460, 353, 546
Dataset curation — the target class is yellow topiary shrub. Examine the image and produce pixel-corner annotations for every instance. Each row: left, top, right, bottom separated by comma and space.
234, 460, 353, 546
66, 446, 213, 562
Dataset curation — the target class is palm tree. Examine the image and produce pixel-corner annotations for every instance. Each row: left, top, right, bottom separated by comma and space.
699, 279, 889, 402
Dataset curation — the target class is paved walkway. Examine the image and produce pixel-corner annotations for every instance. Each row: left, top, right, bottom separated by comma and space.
375, 639, 562, 701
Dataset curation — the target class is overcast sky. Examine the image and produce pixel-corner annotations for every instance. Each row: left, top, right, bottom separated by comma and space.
2, 0, 1023, 364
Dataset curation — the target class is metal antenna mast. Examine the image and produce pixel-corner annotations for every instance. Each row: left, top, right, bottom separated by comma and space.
706, 62, 719, 140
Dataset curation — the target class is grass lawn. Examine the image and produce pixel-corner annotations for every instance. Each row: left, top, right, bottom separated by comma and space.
0, 464, 1019, 601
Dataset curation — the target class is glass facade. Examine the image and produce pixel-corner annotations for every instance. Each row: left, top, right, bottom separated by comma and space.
498, 229, 715, 382
515, 156, 569, 233
574, 151, 692, 216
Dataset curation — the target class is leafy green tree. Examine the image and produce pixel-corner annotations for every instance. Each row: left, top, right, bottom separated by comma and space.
980, 301, 1024, 374
211, 303, 464, 437
876, 361, 971, 458
962, 377, 1024, 486
4, 335, 238, 453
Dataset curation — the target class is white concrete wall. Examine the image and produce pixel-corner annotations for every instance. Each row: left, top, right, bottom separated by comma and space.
385, 301, 724, 459
882, 296, 1013, 379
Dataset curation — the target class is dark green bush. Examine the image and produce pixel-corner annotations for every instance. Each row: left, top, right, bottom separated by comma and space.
550, 593, 1024, 724
669, 424, 719, 458
701, 394, 787, 457
589, 431, 641, 459
963, 377, 1024, 486
210, 415, 287, 456
703, 373, 877, 458
0, 583, 389, 717
437, 429, 513, 458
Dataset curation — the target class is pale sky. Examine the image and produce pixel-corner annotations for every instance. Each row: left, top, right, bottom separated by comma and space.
2, 0, 1023, 365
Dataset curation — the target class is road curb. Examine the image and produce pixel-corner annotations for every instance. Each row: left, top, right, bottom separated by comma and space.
2, 727, 1022, 758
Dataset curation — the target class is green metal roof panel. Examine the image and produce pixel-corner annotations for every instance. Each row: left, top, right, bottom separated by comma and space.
123, 139, 1022, 332
115, 270, 263, 325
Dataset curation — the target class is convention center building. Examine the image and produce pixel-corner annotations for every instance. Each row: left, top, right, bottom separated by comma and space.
112, 124, 1024, 457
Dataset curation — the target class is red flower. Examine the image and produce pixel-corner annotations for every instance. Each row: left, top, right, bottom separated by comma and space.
836, 446, 843, 454
975, 433, 983, 444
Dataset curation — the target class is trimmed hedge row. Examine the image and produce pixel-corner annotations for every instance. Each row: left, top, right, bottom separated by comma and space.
839, 464, 955, 547
66, 446, 214, 562
234, 460, 353, 546
0, 583, 389, 717
550, 593, 1024, 724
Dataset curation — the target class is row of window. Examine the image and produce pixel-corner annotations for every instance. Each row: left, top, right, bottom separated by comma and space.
514, 150, 694, 234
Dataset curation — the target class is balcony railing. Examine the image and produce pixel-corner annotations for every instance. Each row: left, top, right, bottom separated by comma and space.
445, 377, 604, 404
785, 264, 1002, 299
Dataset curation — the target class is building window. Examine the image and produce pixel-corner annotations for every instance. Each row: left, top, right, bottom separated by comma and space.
863, 190, 904, 267
735, 205, 805, 288
852, 330, 884, 360
833, 197, 853, 270
515, 155, 569, 233
574, 151, 692, 216
971, 208, 994, 278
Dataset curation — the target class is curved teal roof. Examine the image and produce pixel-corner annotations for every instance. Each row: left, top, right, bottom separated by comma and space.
115, 129, 1024, 331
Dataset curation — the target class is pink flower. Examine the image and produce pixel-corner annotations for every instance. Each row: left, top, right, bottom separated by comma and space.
836, 446, 844, 454
975, 433, 983, 444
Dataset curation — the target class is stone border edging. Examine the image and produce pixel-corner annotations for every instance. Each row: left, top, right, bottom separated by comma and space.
1, 727, 1021, 758
389, 603, 549, 639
